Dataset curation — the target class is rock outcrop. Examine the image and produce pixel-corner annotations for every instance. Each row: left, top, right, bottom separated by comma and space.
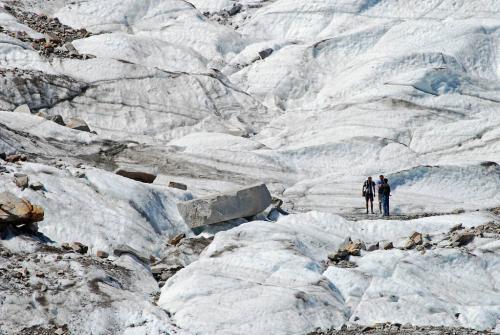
177, 184, 272, 227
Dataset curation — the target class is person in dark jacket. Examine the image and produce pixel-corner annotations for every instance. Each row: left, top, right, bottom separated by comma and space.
377, 175, 384, 214
362, 176, 376, 214
380, 178, 391, 216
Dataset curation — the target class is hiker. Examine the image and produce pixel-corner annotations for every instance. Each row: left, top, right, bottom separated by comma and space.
377, 175, 384, 214
362, 176, 376, 214
380, 178, 391, 216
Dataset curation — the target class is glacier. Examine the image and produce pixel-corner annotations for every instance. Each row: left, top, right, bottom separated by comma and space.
0, 0, 499, 334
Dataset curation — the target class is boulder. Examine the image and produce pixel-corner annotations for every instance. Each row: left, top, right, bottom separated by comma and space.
14, 173, 29, 189
0, 192, 44, 224
404, 231, 423, 249
168, 181, 188, 190
13, 104, 31, 114
114, 168, 157, 183
66, 118, 90, 132
177, 184, 272, 227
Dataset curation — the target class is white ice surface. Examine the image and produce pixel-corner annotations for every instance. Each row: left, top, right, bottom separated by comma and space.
160, 212, 500, 334
1, 0, 499, 333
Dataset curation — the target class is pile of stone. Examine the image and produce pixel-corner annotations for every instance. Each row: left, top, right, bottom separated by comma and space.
2, 152, 28, 163
0, 236, 132, 335
328, 238, 365, 268
20, 325, 69, 335
326, 223, 499, 268
203, 3, 243, 26
446, 222, 499, 247
327, 238, 394, 268
151, 235, 213, 287
2, 6, 94, 59
403, 231, 433, 252
309, 323, 493, 335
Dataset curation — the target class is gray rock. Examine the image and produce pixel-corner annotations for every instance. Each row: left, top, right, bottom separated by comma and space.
366, 242, 379, 251
177, 183, 272, 227
13, 104, 31, 114
258, 48, 273, 60
14, 173, 29, 189
66, 118, 90, 132
227, 3, 242, 16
